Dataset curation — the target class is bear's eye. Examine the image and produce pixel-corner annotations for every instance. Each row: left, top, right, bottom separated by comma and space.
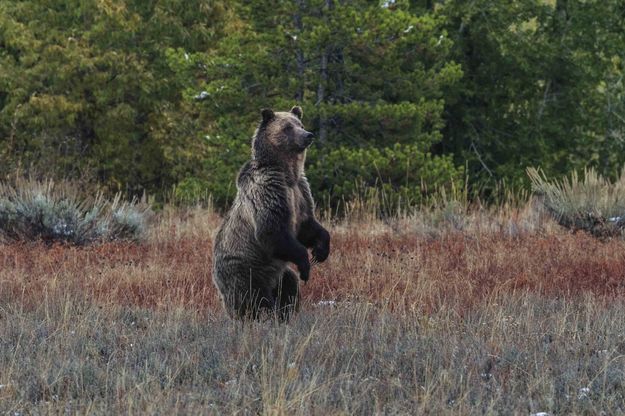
285, 124, 293, 132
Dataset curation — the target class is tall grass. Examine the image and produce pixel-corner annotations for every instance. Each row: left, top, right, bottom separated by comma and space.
1, 199, 625, 413
2, 293, 625, 414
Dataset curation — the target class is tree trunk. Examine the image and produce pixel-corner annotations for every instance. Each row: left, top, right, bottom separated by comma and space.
294, 0, 305, 102
316, 0, 332, 144
317, 49, 328, 144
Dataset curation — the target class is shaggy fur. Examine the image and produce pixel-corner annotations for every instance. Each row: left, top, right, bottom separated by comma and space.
212, 106, 330, 321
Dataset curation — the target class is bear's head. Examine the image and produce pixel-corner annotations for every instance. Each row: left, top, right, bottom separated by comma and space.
252, 106, 314, 164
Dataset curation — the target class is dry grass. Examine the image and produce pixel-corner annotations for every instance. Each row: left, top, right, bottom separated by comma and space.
1, 204, 625, 414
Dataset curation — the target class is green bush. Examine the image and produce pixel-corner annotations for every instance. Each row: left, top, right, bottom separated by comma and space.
528, 167, 625, 239
172, 177, 213, 207
307, 143, 462, 212
0, 179, 150, 245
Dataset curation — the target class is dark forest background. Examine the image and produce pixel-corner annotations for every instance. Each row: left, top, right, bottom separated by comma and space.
1, 0, 624, 208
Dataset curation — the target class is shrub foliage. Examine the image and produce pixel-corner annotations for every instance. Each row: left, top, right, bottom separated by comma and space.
0, 179, 150, 244
528, 167, 625, 239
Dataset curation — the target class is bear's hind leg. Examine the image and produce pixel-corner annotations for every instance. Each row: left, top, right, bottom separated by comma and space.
240, 286, 277, 320
221, 279, 275, 321
274, 268, 300, 321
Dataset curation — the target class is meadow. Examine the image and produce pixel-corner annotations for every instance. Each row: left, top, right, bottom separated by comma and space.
1, 204, 625, 415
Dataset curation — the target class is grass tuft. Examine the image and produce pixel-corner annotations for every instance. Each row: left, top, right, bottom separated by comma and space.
528, 166, 625, 239
0, 178, 150, 245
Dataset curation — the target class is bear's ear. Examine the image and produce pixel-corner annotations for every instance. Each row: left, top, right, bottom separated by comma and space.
290, 106, 303, 120
261, 108, 275, 124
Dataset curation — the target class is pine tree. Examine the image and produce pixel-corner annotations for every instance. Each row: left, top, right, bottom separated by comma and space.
439, 0, 625, 195
0, 0, 230, 195
186, 0, 463, 208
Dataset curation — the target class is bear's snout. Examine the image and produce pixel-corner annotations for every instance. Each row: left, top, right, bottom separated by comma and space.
293, 129, 314, 151
303, 131, 314, 146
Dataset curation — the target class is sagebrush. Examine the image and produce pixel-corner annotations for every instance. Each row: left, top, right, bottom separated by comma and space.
528, 166, 625, 239
0, 179, 150, 244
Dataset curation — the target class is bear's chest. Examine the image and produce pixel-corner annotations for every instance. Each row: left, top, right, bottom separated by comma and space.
286, 185, 306, 233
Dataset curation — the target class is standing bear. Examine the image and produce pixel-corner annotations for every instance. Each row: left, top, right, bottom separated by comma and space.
212, 106, 330, 321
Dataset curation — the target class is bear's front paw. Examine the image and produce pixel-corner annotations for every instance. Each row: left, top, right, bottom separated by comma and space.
312, 232, 330, 263
297, 259, 310, 282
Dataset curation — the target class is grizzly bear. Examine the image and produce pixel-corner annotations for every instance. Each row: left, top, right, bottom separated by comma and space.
212, 106, 330, 321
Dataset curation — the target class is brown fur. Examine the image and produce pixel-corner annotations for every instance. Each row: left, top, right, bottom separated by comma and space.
212, 106, 331, 321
